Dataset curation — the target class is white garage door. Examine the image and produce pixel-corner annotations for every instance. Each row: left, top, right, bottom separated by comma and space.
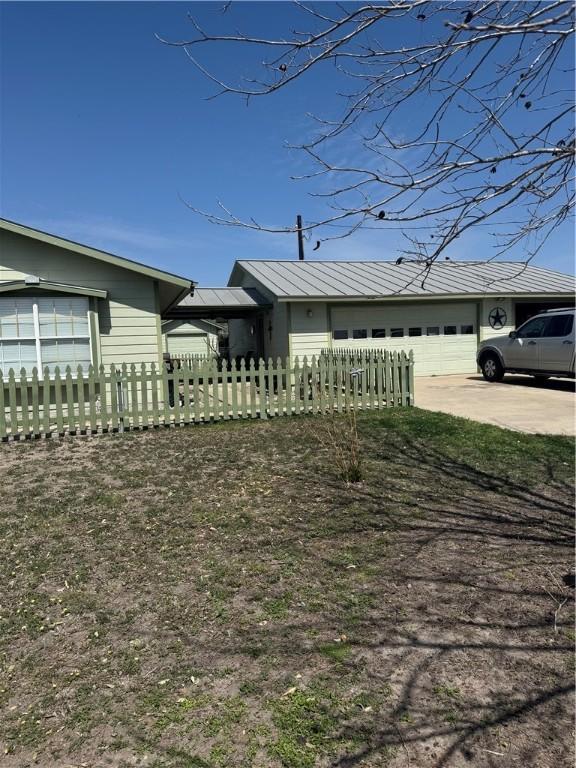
331, 302, 478, 376
166, 333, 208, 357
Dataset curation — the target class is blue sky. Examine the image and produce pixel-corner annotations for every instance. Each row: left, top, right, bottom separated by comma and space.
1, 1, 574, 285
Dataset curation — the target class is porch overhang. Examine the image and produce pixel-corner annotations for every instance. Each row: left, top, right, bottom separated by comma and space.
164, 287, 271, 320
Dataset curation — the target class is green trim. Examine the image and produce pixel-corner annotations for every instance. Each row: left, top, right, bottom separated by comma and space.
153, 281, 164, 367
0, 279, 107, 298
287, 303, 293, 361
88, 297, 100, 369
1, 218, 194, 290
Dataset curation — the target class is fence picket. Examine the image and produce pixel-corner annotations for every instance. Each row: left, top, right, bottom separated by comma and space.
42, 367, 51, 435
211, 358, 220, 421
31, 368, 40, 437
267, 358, 276, 418
240, 359, 247, 418
284, 356, 292, 416
54, 367, 64, 435
88, 365, 98, 432
0, 370, 5, 439
230, 359, 238, 419
201, 360, 210, 422
172, 366, 181, 426
110, 365, 119, 431
192, 360, 201, 423
65, 366, 75, 434
0, 352, 413, 441
221, 359, 229, 420
249, 359, 257, 418
150, 363, 160, 427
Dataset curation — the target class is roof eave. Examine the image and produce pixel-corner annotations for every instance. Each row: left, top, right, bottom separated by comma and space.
0, 218, 195, 291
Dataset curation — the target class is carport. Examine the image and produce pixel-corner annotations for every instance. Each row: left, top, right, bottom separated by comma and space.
163, 287, 271, 360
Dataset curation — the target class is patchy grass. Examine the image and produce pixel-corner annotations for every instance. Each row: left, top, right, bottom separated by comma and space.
0, 409, 573, 767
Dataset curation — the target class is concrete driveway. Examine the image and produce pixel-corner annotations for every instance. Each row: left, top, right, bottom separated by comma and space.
415, 374, 575, 435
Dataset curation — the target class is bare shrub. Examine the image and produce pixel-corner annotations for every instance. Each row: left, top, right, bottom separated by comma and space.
312, 408, 362, 484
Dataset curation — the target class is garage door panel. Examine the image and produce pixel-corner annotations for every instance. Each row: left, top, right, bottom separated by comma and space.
331, 303, 478, 376
166, 333, 209, 356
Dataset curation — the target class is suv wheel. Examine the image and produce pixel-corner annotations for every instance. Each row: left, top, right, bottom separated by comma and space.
481, 353, 504, 383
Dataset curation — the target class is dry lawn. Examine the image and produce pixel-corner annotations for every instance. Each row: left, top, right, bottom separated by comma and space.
0, 409, 574, 768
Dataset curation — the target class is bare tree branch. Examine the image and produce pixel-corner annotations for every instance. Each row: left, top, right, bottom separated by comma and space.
163, 1, 575, 264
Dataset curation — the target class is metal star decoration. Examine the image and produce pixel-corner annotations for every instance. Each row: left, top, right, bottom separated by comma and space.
489, 307, 507, 329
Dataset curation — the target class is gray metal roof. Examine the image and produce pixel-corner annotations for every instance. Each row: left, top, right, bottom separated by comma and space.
230, 260, 575, 299
177, 287, 270, 309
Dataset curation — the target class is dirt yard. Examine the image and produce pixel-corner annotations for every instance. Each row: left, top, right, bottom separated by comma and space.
0, 410, 574, 768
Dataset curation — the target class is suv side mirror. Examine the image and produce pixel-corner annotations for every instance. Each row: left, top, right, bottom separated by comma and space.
508, 330, 518, 339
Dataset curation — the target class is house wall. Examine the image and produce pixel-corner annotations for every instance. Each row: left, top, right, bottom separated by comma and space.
479, 297, 515, 342
288, 302, 331, 362
0, 229, 161, 368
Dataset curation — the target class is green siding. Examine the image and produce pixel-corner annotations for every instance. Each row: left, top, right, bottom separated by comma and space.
0, 229, 161, 367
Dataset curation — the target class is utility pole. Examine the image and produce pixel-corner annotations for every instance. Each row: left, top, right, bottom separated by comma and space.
296, 215, 305, 261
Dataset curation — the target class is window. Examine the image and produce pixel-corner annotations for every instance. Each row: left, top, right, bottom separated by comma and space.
516, 316, 547, 339
426, 326, 440, 336
408, 327, 422, 337
390, 328, 404, 338
541, 314, 574, 337
461, 325, 474, 335
352, 329, 367, 339
0, 296, 91, 375
332, 329, 348, 340
444, 325, 457, 335
371, 328, 386, 338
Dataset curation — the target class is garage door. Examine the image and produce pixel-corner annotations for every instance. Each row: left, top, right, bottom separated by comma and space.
331, 302, 478, 376
166, 333, 208, 357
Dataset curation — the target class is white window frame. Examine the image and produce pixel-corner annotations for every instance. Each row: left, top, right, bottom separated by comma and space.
0, 296, 94, 375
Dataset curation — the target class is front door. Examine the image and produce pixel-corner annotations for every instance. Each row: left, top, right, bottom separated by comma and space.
539, 313, 575, 372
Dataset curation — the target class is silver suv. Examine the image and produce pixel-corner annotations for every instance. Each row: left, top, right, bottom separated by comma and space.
477, 308, 575, 382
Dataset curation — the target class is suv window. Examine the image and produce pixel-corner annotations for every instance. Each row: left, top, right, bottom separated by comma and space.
517, 316, 547, 338
541, 314, 574, 338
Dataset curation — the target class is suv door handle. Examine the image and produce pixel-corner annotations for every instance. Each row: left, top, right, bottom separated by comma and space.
527, 340, 537, 345
562, 340, 573, 345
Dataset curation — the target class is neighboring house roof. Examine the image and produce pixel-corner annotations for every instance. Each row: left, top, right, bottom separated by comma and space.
0, 218, 195, 312
229, 260, 575, 300
168, 287, 271, 319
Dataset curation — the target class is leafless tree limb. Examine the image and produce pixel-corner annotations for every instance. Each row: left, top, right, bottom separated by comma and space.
162, 1, 575, 264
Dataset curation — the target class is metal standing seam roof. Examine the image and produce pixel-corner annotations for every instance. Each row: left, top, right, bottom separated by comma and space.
176, 287, 271, 309
230, 260, 575, 299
